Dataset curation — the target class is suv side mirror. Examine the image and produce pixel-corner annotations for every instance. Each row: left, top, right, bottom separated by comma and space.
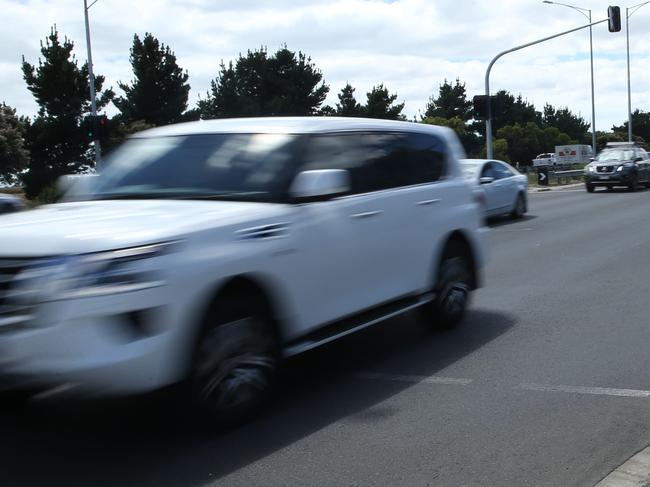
289, 169, 351, 202
634, 156, 643, 162
479, 177, 494, 185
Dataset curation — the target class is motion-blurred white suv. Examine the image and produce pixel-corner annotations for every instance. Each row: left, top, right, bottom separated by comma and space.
0, 117, 486, 422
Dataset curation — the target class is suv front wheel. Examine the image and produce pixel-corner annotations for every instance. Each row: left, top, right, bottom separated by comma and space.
628, 175, 638, 192
190, 298, 279, 426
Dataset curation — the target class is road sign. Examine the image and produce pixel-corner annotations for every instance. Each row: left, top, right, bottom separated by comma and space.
537, 167, 549, 186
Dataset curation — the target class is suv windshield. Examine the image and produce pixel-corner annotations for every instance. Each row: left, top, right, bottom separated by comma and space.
596, 149, 635, 162
71, 133, 300, 202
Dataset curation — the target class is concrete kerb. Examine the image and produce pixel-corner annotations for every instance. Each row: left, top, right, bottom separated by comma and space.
529, 182, 585, 193
595, 445, 650, 486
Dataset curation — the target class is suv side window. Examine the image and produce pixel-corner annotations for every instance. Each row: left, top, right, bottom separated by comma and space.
301, 133, 405, 194
402, 133, 447, 185
301, 132, 447, 195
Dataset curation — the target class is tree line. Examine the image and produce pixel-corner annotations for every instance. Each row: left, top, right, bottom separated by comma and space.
1, 26, 649, 198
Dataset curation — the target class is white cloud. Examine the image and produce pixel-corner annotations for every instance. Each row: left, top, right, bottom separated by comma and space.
1, 0, 649, 133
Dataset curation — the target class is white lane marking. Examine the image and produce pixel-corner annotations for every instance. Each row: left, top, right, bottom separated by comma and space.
353, 372, 472, 386
519, 383, 650, 398
595, 445, 650, 486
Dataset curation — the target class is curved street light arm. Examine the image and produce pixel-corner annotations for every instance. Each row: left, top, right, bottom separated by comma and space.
485, 18, 608, 158
628, 1, 650, 18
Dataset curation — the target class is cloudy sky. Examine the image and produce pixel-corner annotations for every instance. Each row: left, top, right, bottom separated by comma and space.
1, 0, 649, 132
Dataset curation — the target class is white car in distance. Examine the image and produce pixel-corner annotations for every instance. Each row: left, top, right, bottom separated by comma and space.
461, 159, 528, 220
0, 117, 487, 424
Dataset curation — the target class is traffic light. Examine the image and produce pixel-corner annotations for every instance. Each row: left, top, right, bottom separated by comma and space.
473, 95, 488, 120
473, 95, 499, 120
608, 6, 621, 32
82, 114, 109, 142
83, 115, 96, 141
96, 114, 108, 140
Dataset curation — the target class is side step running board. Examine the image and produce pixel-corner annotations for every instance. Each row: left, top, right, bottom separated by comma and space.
283, 293, 433, 357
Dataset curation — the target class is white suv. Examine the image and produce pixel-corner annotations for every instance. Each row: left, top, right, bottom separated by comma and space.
0, 117, 486, 422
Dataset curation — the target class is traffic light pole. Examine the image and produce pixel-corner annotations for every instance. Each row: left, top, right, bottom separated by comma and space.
84, 0, 101, 167
485, 18, 608, 159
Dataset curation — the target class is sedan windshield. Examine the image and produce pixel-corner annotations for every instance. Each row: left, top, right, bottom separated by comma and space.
596, 150, 635, 162
71, 133, 300, 202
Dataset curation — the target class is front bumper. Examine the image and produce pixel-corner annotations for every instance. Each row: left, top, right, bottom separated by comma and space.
585, 172, 634, 186
0, 290, 188, 397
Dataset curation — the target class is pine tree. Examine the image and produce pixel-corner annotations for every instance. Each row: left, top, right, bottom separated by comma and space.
363, 84, 405, 120
0, 103, 30, 185
335, 83, 363, 117
198, 46, 329, 118
21, 27, 113, 197
115, 33, 190, 126
424, 78, 472, 121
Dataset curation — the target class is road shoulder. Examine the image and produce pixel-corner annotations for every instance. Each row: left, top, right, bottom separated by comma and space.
595, 446, 650, 486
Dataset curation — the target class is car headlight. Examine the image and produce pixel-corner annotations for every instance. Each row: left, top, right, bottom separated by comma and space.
617, 165, 624, 172
9, 242, 177, 304
586, 166, 595, 173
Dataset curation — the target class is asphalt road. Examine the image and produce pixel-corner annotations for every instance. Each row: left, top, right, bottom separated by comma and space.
3, 186, 650, 487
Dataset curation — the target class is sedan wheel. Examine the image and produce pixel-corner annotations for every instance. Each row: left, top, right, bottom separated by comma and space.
510, 194, 526, 219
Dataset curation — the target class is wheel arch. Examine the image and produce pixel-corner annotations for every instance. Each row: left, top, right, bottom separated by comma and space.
199, 273, 288, 340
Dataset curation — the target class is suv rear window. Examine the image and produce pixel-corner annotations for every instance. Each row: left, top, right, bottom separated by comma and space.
301, 132, 447, 194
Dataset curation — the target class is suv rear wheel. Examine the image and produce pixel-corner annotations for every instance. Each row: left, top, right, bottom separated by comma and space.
423, 243, 472, 330
190, 298, 279, 426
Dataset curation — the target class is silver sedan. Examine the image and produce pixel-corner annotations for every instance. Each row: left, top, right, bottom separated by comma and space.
461, 159, 528, 219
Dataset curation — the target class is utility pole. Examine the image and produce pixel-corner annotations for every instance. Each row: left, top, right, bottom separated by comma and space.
84, 0, 101, 167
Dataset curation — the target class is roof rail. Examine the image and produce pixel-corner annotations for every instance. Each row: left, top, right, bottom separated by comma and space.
605, 142, 637, 147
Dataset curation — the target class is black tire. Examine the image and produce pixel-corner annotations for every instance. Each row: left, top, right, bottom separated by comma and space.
586, 183, 595, 193
423, 244, 472, 330
606, 186, 614, 191
645, 180, 650, 189
628, 176, 638, 192
190, 297, 279, 426
510, 193, 526, 219
0, 390, 32, 412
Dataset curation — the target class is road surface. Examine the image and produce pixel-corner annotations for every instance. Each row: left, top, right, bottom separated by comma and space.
2, 187, 650, 487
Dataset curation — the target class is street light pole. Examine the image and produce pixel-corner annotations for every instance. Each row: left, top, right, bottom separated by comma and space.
543, 1, 596, 156
627, 7, 632, 142
83, 0, 101, 166
625, 2, 650, 143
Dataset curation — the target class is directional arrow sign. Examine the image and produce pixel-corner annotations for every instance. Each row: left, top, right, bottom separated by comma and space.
537, 167, 549, 186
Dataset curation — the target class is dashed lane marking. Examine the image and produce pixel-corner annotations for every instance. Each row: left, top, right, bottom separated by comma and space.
352, 372, 472, 386
519, 383, 650, 398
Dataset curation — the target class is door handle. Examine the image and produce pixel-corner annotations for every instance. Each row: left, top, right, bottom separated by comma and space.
351, 210, 384, 219
416, 199, 441, 206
